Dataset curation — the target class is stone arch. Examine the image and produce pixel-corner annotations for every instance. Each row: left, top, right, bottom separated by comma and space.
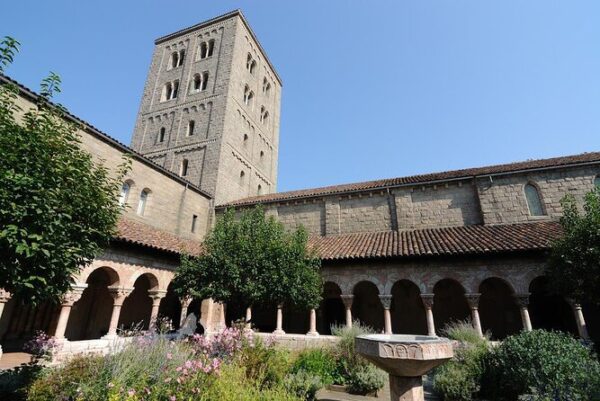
391, 279, 427, 335
433, 278, 470, 335
478, 277, 521, 339
352, 281, 383, 332
127, 271, 160, 292
318, 281, 345, 335
119, 273, 157, 331
157, 281, 182, 331
528, 276, 577, 335
78, 265, 120, 287
66, 266, 119, 340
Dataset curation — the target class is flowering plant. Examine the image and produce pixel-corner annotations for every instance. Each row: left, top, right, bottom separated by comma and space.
23, 330, 60, 361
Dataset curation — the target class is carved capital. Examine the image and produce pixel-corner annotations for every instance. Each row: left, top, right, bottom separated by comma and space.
0, 289, 11, 303
180, 296, 193, 308
420, 294, 434, 309
379, 294, 393, 310
514, 293, 530, 307
149, 290, 167, 306
566, 298, 582, 310
465, 293, 481, 309
108, 287, 133, 306
340, 294, 354, 309
61, 285, 87, 306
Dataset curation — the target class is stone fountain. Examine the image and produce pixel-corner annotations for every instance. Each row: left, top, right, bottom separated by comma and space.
355, 334, 453, 401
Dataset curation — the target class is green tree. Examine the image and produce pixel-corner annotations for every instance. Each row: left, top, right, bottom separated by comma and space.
0, 37, 128, 303
173, 206, 322, 313
546, 187, 600, 306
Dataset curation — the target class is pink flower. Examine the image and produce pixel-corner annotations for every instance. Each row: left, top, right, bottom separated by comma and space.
166, 352, 173, 360
127, 389, 135, 396
170, 396, 176, 401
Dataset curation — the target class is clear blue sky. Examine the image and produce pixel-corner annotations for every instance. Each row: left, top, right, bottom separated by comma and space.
3, 1, 599, 192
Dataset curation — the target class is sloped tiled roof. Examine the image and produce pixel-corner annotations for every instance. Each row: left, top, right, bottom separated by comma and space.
114, 218, 202, 256
219, 152, 600, 208
309, 221, 562, 261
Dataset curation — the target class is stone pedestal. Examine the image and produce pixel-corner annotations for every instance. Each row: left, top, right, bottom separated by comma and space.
390, 376, 424, 401
306, 309, 319, 336
273, 304, 285, 335
355, 334, 453, 401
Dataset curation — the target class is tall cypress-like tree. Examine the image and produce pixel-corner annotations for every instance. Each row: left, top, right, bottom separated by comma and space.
0, 37, 128, 303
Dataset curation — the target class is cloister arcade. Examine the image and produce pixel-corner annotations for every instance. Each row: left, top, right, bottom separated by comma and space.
1, 258, 598, 352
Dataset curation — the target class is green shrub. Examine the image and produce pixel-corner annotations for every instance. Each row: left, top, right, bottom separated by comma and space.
0, 365, 41, 401
284, 370, 323, 401
346, 364, 386, 395
441, 320, 488, 346
239, 336, 293, 388
433, 342, 489, 401
481, 330, 600, 401
291, 348, 337, 385
27, 355, 106, 401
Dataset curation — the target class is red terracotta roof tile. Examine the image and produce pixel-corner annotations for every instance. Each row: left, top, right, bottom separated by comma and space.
114, 218, 202, 255
219, 152, 600, 208
308, 221, 562, 261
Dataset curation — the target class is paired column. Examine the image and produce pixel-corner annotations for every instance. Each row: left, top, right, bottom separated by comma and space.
340, 295, 354, 328
245, 307, 252, 330
179, 297, 192, 327
568, 299, 590, 340
514, 293, 532, 332
148, 290, 167, 329
54, 285, 87, 340
421, 294, 436, 336
273, 303, 285, 335
465, 293, 483, 338
307, 308, 319, 336
379, 295, 393, 335
0, 289, 11, 323
104, 287, 133, 338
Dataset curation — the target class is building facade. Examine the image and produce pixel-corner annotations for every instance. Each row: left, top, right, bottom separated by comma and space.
1, 10, 599, 359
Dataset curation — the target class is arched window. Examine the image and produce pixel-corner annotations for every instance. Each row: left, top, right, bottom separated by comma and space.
262, 77, 271, 95
259, 150, 264, 159
257, 184, 262, 195
172, 80, 179, 99
524, 183, 545, 216
246, 54, 256, 74
119, 182, 131, 206
187, 120, 195, 136
240, 170, 245, 184
137, 189, 150, 216
259, 106, 269, 124
198, 40, 215, 60
178, 49, 185, 66
163, 82, 173, 101
192, 72, 209, 92
595, 175, 600, 187
180, 159, 189, 176
170, 52, 178, 69
243, 133, 249, 144
158, 127, 166, 143
243, 85, 254, 106
207, 40, 215, 57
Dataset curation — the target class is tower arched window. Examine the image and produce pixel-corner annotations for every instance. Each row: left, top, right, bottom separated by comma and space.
192, 72, 209, 92
163, 82, 173, 101
207, 39, 215, 57
172, 80, 179, 99
243, 85, 254, 106
119, 181, 131, 206
137, 189, 150, 216
158, 127, 166, 143
246, 54, 256, 74
187, 120, 195, 136
198, 40, 215, 60
243, 133, 249, 145
239, 170, 245, 184
262, 77, 271, 95
180, 159, 189, 177
524, 183, 545, 216
259, 106, 269, 124
257, 184, 262, 195
178, 49, 185, 66
170, 52, 178, 69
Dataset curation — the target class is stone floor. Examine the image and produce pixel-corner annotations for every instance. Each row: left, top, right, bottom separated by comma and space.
0, 352, 33, 370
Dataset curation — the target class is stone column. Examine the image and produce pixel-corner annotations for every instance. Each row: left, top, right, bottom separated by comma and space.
0, 289, 11, 324
307, 309, 319, 336
340, 295, 354, 328
379, 295, 393, 335
104, 287, 133, 338
54, 285, 87, 340
179, 297, 192, 327
148, 290, 167, 330
514, 293, 532, 332
273, 303, 285, 335
245, 306, 252, 330
568, 300, 590, 340
421, 294, 436, 336
465, 293, 483, 338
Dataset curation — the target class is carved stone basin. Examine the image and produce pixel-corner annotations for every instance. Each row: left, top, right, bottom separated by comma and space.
355, 334, 453, 401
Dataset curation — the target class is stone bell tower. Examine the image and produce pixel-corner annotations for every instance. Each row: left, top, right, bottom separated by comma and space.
131, 10, 282, 205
